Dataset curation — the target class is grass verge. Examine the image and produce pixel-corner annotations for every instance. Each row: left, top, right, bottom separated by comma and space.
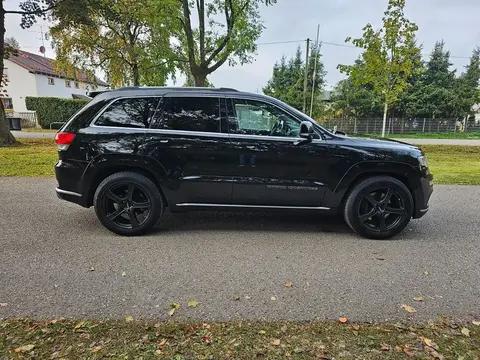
1, 319, 479, 359
372, 132, 480, 139
1, 140, 479, 185
0, 138, 57, 177
21, 128, 58, 133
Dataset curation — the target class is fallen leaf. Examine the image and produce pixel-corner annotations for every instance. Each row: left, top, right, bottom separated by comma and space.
187, 300, 200, 308
403, 344, 414, 357
234, 296, 240, 301
158, 339, 168, 347
472, 320, 480, 326
0, 303, 7, 307
413, 297, 424, 302
391, 280, 395, 284
89, 267, 95, 271
352, 324, 360, 330
168, 303, 181, 316
125, 316, 133, 322
155, 349, 163, 355
245, 296, 251, 300
121, 271, 127, 277
258, 330, 266, 334
14, 344, 35, 353
271, 339, 281, 346
74, 321, 86, 329
424, 271, 429, 276
271, 296, 276, 301
423, 337, 439, 350
400, 304, 417, 313
285, 281, 293, 288
394, 345, 403, 352
458, 356, 465, 360
380, 343, 390, 351
339, 316, 348, 323
91, 346, 102, 353
461, 327, 470, 337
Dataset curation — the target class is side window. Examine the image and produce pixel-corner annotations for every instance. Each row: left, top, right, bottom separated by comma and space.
228, 99, 300, 138
161, 97, 221, 133
95, 97, 160, 128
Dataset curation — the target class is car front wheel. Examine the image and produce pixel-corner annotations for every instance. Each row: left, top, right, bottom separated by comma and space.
344, 176, 414, 239
93, 172, 163, 236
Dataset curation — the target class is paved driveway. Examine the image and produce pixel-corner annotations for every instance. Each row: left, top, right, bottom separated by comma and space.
0, 178, 479, 322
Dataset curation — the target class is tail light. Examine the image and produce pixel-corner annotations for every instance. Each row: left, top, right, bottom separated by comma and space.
55, 132, 76, 151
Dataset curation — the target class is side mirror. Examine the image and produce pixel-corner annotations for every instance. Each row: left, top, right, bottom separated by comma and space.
299, 121, 314, 139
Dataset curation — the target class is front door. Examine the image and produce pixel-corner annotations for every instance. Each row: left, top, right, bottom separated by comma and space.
227, 97, 330, 207
142, 94, 233, 207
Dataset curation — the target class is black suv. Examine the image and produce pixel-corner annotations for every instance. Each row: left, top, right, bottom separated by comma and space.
55, 87, 433, 239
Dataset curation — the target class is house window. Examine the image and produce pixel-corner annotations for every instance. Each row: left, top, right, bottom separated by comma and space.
1, 97, 14, 113
48, 77, 55, 85
65, 80, 71, 88
74, 82, 79, 89
3, 68, 8, 82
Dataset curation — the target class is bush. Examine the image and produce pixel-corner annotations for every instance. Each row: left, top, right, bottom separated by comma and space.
25, 96, 89, 129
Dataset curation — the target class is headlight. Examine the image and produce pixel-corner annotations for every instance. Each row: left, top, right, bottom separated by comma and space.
418, 155, 428, 168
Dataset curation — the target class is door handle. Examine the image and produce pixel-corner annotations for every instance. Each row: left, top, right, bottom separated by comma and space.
159, 139, 169, 143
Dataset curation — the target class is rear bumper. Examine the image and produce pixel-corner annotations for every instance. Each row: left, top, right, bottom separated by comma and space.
413, 176, 433, 219
56, 187, 89, 207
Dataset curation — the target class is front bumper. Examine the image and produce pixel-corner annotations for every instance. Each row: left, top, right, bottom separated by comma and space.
413, 176, 433, 219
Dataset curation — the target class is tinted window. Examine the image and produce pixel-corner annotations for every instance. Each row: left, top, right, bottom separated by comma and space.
161, 97, 221, 133
95, 97, 160, 128
228, 99, 300, 137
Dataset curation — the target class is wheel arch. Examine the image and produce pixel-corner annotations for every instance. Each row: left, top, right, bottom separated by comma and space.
81, 154, 168, 207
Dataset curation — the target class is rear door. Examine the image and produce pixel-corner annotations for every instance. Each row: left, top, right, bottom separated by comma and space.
142, 93, 233, 207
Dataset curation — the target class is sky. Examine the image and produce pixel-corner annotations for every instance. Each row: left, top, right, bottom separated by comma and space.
4, 0, 480, 93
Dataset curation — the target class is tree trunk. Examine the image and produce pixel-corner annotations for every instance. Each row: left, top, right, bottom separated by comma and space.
132, 63, 140, 86
193, 71, 206, 87
0, 4, 15, 145
381, 100, 388, 138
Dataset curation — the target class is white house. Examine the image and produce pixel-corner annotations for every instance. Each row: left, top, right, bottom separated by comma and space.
2, 50, 108, 113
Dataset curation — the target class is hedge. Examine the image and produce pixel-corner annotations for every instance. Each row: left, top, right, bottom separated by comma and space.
25, 96, 89, 129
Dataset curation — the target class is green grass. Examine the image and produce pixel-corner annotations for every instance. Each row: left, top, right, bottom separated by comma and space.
1, 318, 479, 359
21, 128, 58, 133
1, 140, 480, 186
0, 138, 57, 177
377, 132, 480, 139
422, 145, 480, 185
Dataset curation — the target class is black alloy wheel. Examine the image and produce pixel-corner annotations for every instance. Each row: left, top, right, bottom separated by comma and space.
344, 176, 414, 239
94, 172, 163, 236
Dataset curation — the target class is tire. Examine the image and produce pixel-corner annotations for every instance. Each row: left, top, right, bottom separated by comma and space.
93, 171, 163, 236
343, 176, 414, 239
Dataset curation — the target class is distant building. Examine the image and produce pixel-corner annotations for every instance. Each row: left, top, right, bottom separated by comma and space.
2, 50, 108, 113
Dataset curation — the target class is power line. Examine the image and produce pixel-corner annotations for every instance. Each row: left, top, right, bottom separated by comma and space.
257, 38, 472, 59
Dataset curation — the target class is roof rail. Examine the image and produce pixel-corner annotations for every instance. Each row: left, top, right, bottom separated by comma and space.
105, 86, 239, 92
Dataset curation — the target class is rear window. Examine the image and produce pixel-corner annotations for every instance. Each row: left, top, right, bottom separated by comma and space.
95, 97, 160, 128
160, 97, 221, 133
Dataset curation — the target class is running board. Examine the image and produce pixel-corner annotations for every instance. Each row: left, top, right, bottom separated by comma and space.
175, 203, 330, 210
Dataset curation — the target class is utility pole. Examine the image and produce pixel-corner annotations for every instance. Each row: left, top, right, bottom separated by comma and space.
302, 38, 310, 113
309, 25, 321, 118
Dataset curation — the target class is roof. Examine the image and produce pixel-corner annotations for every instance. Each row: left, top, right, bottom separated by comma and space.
88, 86, 241, 98
8, 50, 108, 87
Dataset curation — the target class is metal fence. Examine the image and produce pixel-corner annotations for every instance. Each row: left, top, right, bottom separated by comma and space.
7, 112, 38, 128
322, 118, 480, 135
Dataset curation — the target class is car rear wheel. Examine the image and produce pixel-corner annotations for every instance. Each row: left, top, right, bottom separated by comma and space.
94, 172, 163, 236
344, 176, 413, 239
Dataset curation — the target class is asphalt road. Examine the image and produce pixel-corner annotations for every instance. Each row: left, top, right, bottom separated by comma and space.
11, 131, 480, 146
1, 178, 479, 322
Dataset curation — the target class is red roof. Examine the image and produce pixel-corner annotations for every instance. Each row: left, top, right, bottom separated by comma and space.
8, 50, 108, 87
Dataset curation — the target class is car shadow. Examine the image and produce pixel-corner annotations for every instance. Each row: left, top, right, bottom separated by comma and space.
151, 211, 352, 235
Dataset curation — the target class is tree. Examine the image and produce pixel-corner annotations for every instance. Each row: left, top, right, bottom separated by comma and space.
174, 0, 269, 87
263, 44, 326, 118
52, 0, 179, 87
455, 46, 480, 125
338, 0, 421, 137
0, 0, 89, 145
5, 36, 19, 51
